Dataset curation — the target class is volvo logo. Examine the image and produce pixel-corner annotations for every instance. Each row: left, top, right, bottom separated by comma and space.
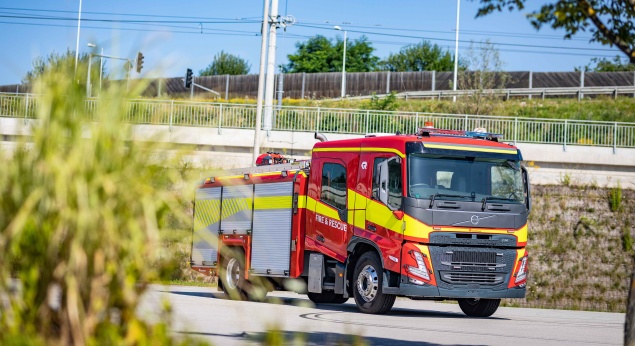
470, 215, 480, 225
452, 214, 495, 226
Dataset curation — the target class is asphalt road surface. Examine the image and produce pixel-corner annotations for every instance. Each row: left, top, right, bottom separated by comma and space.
138, 285, 624, 346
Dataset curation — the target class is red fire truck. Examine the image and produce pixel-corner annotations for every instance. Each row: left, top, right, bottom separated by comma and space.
191, 127, 530, 317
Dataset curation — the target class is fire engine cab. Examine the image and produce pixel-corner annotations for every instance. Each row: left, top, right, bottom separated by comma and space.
191, 127, 530, 317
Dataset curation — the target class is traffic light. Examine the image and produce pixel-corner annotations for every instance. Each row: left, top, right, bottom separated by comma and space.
135, 52, 144, 73
184, 68, 193, 88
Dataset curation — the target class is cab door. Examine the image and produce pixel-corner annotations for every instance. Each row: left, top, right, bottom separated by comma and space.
313, 158, 349, 259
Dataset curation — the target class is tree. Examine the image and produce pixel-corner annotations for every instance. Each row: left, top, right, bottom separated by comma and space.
23, 49, 104, 86
469, 0, 635, 63
455, 40, 511, 115
285, 35, 380, 73
580, 56, 635, 71
379, 41, 461, 72
199, 50, 251, 76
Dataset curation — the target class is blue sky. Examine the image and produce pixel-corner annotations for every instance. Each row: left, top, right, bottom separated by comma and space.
0, 0, 626, 85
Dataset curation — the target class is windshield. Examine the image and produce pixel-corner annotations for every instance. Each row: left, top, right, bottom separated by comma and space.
408, 154, 525, 203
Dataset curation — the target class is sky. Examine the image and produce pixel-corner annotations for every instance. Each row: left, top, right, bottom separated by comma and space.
0, 0, 629, 85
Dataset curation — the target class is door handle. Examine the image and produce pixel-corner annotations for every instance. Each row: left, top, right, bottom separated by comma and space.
368, 224, 377, 232
316, 235, 325, 243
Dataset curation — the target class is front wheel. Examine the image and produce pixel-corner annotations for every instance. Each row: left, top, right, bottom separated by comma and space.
458, 298, 500, 317
353, 252, 396, 314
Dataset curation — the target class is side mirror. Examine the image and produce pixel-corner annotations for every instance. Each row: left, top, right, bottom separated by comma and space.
522, 166, 531, 213
392, 210, 404, 220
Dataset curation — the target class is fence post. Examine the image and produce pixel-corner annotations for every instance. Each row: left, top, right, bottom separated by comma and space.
613, 121, 617, 154
225, 74, 230, 101
386, 71, 390, 94
301, 72, 306, 99
415, 112, 419, 129
563, 119, 567, 152
169, 100, 174, 132
24, 94, 29, 123
528, 71, 532, 100
514, 117, 518, 143
431, 71, 436, 92
463, 114, 468, 131
365, 110, 370, 134
219, 103, 223, 134
579, 71, 585, 100
316, 107, 321, 132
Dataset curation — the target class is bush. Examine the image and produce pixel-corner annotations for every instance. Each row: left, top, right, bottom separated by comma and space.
0, 58, 203, 345
609, 184, 623, 212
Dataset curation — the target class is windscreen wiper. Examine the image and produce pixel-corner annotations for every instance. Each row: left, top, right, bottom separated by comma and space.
481, 196, 517, 211
429, 193, 472, 208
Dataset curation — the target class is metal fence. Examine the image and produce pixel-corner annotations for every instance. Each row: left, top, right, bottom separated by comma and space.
2, 93, 634, 149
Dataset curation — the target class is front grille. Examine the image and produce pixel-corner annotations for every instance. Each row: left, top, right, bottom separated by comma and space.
452, 251, 497, 265
440, 272, 504, 285
440, 250, 505, 269
429, 246, 516, 290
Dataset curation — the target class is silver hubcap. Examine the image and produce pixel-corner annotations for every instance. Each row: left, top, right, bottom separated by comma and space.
225, 258, 240, 290
357, 264, 379, 302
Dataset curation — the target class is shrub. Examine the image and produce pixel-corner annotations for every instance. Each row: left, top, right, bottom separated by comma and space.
609, 184, 623, 212
0, 58, 202, 345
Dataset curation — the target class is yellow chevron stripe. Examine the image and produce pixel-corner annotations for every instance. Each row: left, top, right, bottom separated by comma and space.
423, 144, 517, 155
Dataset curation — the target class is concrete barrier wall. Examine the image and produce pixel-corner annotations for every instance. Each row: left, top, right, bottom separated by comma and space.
2, 117, 633, 188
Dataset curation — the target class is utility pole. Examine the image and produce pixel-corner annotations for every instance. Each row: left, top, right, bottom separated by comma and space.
253, 0, 270, 164
452, 0, 461, 103
263, 0, 279, 132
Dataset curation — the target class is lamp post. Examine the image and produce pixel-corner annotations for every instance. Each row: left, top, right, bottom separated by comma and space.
86, 43, 95, 97
334, 26, 347, 98
74, 0, 83, 74
452, 0, 461, 102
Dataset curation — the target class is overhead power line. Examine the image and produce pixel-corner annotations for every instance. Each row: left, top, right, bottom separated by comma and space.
295, 23, 618, 53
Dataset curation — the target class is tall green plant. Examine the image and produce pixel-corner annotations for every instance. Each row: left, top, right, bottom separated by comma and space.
609, 183, 623, 212
0, 58, 201, 345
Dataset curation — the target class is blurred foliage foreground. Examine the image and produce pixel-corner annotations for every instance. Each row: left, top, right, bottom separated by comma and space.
0, 64, 204, 345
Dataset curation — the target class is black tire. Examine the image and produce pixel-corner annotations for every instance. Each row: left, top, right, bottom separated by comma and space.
219, 248, 248, 300
308, 291, 349, 304
458, 298, 500, 317
352, 252, 396, 314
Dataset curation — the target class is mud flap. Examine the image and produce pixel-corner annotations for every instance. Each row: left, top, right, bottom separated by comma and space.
308, 253, 324, 293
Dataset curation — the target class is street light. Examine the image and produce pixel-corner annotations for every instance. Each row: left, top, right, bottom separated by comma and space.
74, 0, 83, 74
86, 43, 95, 97
452, 0, 461, 102
334, 26, 347, 98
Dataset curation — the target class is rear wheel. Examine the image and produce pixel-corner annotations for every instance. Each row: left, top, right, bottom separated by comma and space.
219, 249, 248, 300
308, 291, 349, 304
458, 298, 500, 317
352, 252, 396, 314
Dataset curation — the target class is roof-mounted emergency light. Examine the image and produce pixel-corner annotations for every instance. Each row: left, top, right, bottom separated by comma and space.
415, 126, 503, 142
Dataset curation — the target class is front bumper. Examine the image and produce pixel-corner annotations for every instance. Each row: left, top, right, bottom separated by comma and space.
394, 282, 526, 299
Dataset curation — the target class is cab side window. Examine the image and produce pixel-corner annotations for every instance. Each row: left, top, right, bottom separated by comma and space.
371, 157, 386, 200
387, 159, 403, 210
321, 163, 347, 210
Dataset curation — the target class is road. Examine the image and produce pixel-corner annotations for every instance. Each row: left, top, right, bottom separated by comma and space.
138, 285, 624, 346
